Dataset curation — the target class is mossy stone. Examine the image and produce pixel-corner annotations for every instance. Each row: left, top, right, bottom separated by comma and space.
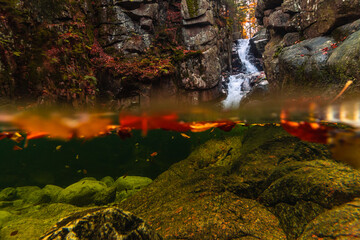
114, 176, 152, 192
0, 187, 17, 201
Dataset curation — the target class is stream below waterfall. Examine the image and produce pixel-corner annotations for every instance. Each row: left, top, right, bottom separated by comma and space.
222, 39, 263, 109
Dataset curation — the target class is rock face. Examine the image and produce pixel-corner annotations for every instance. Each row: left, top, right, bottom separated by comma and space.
255, 0, 360, 94
0, 0, 232, 106
40, 207, 162, 240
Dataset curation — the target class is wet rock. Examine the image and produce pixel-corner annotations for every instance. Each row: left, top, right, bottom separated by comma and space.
327, 29, 360, 81
114, 176, 152, 192
0, 210, 12, 228
120, 135, 287, 239
42, 185, 63, 202
40, 207, 162, 240
0, 203, 80, 239
0, 187, 17, 201
299, 198, 360, 239
26, 190, 52, 205
16, 186, 41, 200
57, 180, 116, 206
100, 176, 115, 187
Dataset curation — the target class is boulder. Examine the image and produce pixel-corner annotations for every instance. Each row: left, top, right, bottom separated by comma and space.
299, 198, 360, 239
57, 180, 116, 206
250, 28, 270, 58
327, 29, 360, 81
100, 176, 115, 187
181, 0, 209, 19
42, 185, 63, 202
16, 186, 41, 200
332, 18, 360, 41
114, 176, 152, 192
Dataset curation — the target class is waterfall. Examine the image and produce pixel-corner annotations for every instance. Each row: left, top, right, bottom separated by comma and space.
222, 39, 261, 109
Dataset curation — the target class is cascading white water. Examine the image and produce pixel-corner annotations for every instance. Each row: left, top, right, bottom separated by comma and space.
222, 39, 260, 109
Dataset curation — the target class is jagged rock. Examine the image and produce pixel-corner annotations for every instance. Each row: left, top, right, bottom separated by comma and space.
250, 28, 270, 58
265, 10, 291, 29
40, 207, 162, 240
181, 0, 209, 19
57, 180, 116, 206
127, 3, 159, 19
299, 198, 360, 239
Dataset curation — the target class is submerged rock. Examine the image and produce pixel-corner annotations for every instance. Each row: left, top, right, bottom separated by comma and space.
299, 198, 360, 239
0, 188, 17, 201
118, 126, 360, 239
57, 180, 115, 206
114, 176, 153, 202
40, 207, 162, 240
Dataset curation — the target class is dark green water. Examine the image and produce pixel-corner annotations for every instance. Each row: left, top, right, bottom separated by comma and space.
0, 126, 242, 189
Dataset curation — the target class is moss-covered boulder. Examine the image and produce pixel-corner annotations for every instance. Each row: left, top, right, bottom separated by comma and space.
299, 198, 360, 239
0, 188, 17, 201
327, 29, 360, 83
57, 179, 115, 206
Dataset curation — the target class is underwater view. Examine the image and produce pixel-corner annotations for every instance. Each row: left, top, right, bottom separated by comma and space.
1, 0, 360, 239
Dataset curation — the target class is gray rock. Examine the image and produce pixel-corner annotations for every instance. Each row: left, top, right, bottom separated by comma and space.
114, 176, 152, 192
327, 29, 360, 79
57, 180, 116, 206
332, 18, 360, 41
250, 28, 270, 57
181, 0, 209, 19
40, 207, 162, 240
0, 188, 17, 201
283, 32, 300, 46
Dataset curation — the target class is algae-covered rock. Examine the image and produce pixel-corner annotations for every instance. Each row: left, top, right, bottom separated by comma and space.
259, 160, 360, 208
0, 188, 17, 201
119, 133, 286, 239
16, 186, 41, 200
57, 180, 115, 206
299, 198, 360, 239
114, 176, 152, 192
25, 190, 52, 205
40, 207, 162, 240
0, 203, 79, 240
0, 210, 12, 228
100, 176, 115, 187
42, 185, 63, 202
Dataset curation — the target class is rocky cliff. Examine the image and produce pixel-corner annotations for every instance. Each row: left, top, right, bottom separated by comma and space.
0, 0, 233, 107
255, 0, 360, 95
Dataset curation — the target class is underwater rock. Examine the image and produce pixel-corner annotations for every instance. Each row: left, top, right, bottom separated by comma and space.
40, 207, 162, 240
114, 176, 152, 192
100, 176, 115, 187
16, 186, 41, 200
42, 185, 63, 202
57, 180, 115, 207
0, 203, 80, 239
25, 190, 52, 205
0, 210, 12, 228
0, 187, 17, 201
299, 198, 360, 239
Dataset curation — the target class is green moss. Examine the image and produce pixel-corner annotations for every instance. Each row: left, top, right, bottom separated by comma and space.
273, 45, 284, 58
186, 0, 199, 18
